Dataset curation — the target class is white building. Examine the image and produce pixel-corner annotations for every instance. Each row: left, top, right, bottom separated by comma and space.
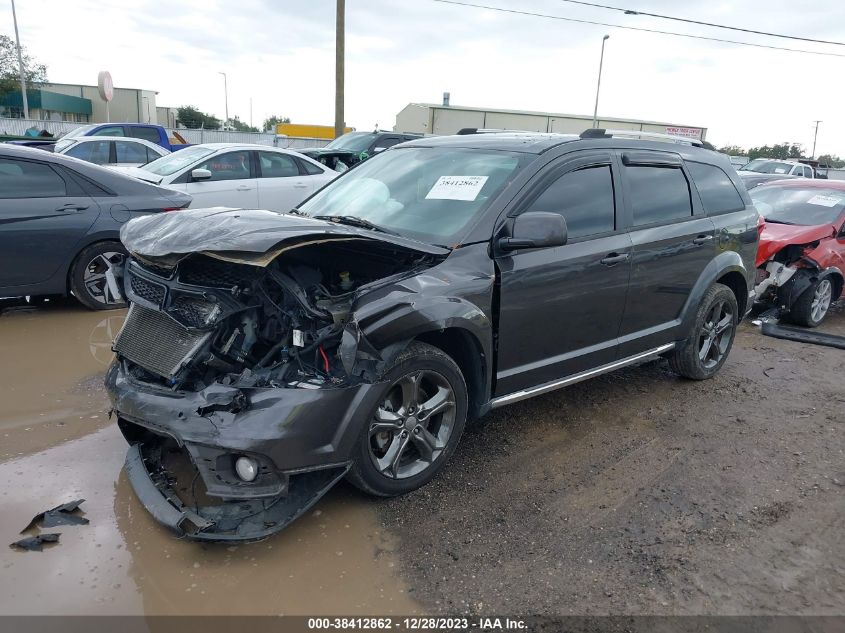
395, 103, 707, 140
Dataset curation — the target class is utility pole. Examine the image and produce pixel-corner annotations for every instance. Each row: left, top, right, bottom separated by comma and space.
812, 120, 822, 159
250, 97, 253, 129
334, 0, 345, 139
592, 35, 610, 129
219, 72, 229, 128
11, 0, 30, 120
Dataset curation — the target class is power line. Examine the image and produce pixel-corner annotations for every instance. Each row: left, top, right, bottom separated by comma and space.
557, 0, 845, 47
430, 0, 845, 58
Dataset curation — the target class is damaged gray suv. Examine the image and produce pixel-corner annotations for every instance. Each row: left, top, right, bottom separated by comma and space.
107, 130, 759, 541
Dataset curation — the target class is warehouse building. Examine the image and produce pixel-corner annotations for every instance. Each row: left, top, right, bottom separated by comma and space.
395, 103, 707, 140
0, 82, 158, 124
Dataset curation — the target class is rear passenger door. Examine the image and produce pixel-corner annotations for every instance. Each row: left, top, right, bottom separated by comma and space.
113, 140, 151, 166
495, 151, 632, 395
255, 151, 310, 212
617, 151, 716, 357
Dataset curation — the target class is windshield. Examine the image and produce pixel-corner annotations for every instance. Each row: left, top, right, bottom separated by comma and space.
325, 132, 377, 153
300, 147, 523, 246
141, 146, 216, 176
743, 159, 794, 175
751, 185, 845, 226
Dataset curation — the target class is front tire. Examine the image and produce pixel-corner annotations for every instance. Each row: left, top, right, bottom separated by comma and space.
347, 342, 468, 497
785, 277, 834, 328
70, 241, 127, 311
669, 283, 738, 380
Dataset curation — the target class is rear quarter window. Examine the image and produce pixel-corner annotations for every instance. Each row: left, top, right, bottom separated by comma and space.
687, 161, 745, 215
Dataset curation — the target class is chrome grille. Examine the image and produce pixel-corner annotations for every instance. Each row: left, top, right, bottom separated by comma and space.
114, 304, 211, 379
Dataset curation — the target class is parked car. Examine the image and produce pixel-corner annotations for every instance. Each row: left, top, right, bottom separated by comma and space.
728, 155, 749, 170
299, 131, 423, 172
54, 123, 191, 153
739, 172, 799, 190
55, 136, 169, 168
118, 143, 337, 212
751, 179, 845, 326
740, 159, 815, 178
0, 145, 191, 310
4, 138, 56, 151
106, 130, 759, 541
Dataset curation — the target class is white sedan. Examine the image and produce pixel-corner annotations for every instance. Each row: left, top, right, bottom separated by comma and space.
119, 143, 338, 212
55, 136, 169, 168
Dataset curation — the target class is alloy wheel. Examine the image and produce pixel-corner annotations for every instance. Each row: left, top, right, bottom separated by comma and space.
810, 279, 833, 323
698, 299, 734, 370
369, 370, 456, 480
83, 251, 125, 306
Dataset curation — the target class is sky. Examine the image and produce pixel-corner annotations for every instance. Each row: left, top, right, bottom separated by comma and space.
9, 0, 845, 156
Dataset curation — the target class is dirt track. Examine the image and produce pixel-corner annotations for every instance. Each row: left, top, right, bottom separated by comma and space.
379, 305, 845, 615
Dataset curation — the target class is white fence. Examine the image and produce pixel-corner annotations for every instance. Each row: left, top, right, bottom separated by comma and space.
0, 117, 331, 149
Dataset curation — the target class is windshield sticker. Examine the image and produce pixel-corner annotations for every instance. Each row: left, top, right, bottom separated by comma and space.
774, 168, 787, 173
806, 194, 843, 207
426, 176, 489, 201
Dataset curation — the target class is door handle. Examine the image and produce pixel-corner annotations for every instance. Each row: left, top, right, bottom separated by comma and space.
692, 234, 714, 245
600, 252, 630, 266
54, 203, 89, 212
293, 182, 309, 188
236, 185, 252, 191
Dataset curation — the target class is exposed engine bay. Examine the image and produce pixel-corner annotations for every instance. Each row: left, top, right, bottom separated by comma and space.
115, 241, 437, 393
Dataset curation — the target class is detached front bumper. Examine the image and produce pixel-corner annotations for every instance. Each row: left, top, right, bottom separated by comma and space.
124, 442, 348, 541
106, 361, 385, 541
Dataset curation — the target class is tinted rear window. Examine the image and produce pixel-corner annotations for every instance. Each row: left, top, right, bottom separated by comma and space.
626, 166, 692, 226
688, 162, 744, 214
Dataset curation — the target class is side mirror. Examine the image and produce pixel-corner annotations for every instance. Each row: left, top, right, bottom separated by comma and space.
191, 168, 212, 181
499, 212, 568, 252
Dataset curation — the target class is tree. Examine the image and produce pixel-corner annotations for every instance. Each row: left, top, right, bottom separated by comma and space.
0, 34, 48, 97
262, 115, 291, 132
176, 105, 220, 129
747, 142, 804, 161
717, 145, 746, 156
817, 154, 845, 168
227, 115, 259, 133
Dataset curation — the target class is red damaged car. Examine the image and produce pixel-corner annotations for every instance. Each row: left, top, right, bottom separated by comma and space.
751, 179, 845, 326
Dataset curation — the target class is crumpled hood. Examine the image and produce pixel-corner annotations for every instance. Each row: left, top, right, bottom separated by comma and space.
756, 221, 835, 266
120, 207, 449, 266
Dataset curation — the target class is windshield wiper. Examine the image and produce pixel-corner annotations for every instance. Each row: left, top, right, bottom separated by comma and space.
313, 215, 400, 236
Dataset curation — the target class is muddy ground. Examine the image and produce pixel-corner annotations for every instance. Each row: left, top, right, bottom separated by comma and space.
0, 296, 842, 616
381, 303, 845, 615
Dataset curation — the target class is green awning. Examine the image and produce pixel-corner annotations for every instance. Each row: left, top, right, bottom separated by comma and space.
0, 89, 92, 115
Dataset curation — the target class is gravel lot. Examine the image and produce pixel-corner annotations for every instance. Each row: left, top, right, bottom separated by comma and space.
379, 305, 845, 615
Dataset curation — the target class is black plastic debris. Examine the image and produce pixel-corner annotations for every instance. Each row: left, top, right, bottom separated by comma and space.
761, 322, 845, 350
20, 499, 89, 533
9, 533, 60, 552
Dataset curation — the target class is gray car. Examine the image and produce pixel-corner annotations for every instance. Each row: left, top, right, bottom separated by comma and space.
107, 130, 759, 541
0, 145, 191, 309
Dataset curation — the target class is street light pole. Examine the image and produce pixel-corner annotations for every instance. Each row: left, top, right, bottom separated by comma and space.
11, 0, 30, 120
335, 0, 345, 139
812, 120, 822, 159
218, 72, 229, 128
592, 34, 610, 129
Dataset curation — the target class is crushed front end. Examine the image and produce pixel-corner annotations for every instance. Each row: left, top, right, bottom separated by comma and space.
106, 210, 447, 540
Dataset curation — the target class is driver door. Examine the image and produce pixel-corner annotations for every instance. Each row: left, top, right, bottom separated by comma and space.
494, 152, 632, 396
180, 150, 259, 209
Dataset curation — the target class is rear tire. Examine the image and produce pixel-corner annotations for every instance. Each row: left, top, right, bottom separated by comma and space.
70, 241, 127, 311
347, 342, 468, 497
785, 277, 834, 328
669, 283, 738, 380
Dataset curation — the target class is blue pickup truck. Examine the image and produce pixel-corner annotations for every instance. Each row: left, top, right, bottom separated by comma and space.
53, 123, 192, 153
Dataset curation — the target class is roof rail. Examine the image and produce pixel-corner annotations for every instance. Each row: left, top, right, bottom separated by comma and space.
455, 127, 552, 135
580, 128, 707, 148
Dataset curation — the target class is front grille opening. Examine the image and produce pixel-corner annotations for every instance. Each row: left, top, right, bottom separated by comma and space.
170, 295, 220, 329
137, 261, 175, 279
159, 441, 216, 509
130, 275, 166, 305
178, 257, 259, 288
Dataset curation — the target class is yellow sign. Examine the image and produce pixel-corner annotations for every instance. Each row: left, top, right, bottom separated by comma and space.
275, 123, 353, 140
